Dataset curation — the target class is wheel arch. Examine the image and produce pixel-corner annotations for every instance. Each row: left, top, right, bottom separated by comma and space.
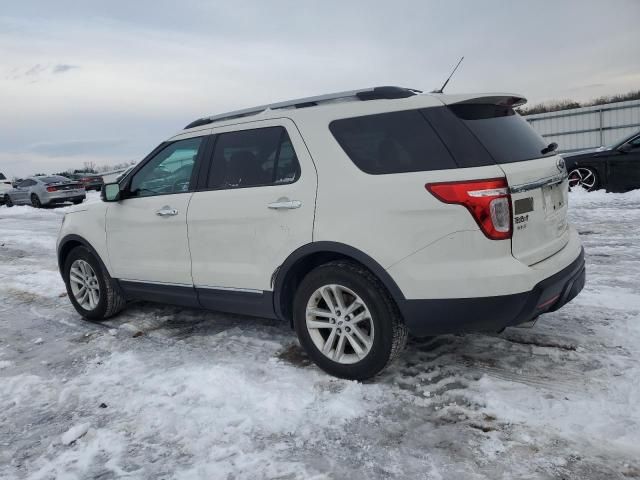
272, 242, 406, 326
57, 234, 111, 279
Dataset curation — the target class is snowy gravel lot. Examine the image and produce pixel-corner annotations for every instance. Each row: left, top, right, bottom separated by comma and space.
1, 190, 639, 479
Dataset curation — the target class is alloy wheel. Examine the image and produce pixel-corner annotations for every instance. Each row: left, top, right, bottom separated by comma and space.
305, 284, 374, 364
69, 259, 101, 310
568, 168, 597, 191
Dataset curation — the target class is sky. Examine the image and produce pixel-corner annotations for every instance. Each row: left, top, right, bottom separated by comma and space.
1, 0, 639, 178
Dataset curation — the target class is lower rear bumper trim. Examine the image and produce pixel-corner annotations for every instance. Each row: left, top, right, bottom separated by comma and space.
399, 248, 585, 336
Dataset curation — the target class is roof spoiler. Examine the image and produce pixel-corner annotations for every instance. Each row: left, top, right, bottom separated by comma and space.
436, 93, 527, 108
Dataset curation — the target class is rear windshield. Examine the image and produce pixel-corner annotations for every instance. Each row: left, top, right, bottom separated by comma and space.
448, 104, 552, 164
0, 173, 6, 180
39, 176, 70, 184
329, 110, 457, 174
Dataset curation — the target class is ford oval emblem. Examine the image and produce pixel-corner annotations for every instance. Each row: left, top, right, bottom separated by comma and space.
556, 157, 565, 172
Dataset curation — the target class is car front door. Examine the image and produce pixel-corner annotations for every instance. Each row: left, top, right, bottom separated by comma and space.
105, 133, 209, 299
187, 120, 317, 315
609, 135, 640, 191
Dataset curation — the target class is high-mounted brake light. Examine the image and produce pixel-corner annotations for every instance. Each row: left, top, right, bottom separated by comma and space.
426, 178, 512, 240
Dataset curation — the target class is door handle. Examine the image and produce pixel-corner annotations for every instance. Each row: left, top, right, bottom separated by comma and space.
267, 199, 302, 210
156, 206, 179, 216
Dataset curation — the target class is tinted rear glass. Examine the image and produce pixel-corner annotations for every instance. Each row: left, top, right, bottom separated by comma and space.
448, 104, 552, 164
329, 110, 456, 174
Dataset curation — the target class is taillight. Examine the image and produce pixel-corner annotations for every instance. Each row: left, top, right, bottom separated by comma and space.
46, 186, 58, 192
425, 178, 512, 240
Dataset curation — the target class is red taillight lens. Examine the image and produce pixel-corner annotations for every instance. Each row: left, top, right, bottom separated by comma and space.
426, 178, 512, 240
46, 186, 57, 192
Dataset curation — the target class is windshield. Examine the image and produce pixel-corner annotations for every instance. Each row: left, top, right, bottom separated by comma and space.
612, 130, 640, 149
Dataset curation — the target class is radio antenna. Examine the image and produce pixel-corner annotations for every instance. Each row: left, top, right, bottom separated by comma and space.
431, 56, 464, 93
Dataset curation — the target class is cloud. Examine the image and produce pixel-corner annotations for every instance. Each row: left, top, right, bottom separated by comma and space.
7, 63, 80, 81
24, 64, 47, 76
0, 0, 638, 177
52, 64, 79, 74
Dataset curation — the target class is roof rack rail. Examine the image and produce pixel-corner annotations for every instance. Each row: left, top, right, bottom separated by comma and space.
184, 86, 421, 129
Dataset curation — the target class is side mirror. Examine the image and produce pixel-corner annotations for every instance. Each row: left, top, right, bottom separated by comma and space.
618, 143, 632, 153
101, 183, 122, 202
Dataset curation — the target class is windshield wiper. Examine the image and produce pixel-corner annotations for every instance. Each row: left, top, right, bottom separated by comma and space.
541, 142, 558, 155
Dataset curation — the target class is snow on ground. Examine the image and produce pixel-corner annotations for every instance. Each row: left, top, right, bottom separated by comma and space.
1, 189, 639, 479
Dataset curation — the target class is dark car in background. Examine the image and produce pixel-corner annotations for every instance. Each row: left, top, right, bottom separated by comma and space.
563, 130, 640, 192
68, 173, 104, 191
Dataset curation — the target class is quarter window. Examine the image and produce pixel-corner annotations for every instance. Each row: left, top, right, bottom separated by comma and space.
207, 127, 300, 189
130, 137, 202, 198
329, 110, 457, 174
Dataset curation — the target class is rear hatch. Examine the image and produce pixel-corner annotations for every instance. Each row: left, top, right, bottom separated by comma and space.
433, 96, 570, 266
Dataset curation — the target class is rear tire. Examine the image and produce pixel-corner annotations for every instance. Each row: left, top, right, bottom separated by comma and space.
293, 261, 407, 380
31, 194, 42, 208
63, 246, 126, 320
73, 199, 84, 205
4, 195, 12, 207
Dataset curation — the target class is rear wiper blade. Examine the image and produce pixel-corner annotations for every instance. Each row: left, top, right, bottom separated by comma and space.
541, 142, 558, 155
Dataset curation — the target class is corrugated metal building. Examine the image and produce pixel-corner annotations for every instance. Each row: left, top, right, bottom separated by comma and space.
525, 99, 640, 152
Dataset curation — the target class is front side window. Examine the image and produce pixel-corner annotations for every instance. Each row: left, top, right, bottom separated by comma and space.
207, 127, 300, 189
130, 137, 202, 198
19, 179, 35, 187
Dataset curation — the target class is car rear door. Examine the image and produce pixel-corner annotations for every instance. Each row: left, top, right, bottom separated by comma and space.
187, 119, 317, 314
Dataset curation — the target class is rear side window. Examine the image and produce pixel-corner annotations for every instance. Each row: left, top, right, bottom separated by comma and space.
448, 104, 551, 164
207, 127, 300, 189
329, 110, 457, 174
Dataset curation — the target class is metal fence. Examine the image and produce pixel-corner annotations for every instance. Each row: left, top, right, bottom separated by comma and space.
524, 99, 640, 153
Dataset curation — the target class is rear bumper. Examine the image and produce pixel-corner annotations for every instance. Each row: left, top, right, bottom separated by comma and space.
399, 248, 585, 336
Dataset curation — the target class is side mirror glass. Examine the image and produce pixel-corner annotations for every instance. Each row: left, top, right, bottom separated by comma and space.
102, 183, 122, 202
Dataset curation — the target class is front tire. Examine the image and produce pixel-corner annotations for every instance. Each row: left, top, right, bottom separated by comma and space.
73, 198, 84, 205
63, 246, 126, 320
293, 261, 407, 380
4, 195, 13, 207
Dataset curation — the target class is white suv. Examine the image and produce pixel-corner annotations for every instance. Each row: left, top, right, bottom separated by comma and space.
57, 86, 585, 379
